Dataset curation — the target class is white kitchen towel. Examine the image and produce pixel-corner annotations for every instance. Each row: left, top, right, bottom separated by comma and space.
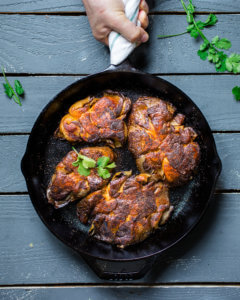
109, 0, 141, 66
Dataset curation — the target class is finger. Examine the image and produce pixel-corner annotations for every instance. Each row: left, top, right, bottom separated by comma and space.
140, 0, 149, 14
92, 25, 110, 45
138, 10, 149, 29
102, 36, 109, 46
111, 13, 149, 43
140, 28, 149, 43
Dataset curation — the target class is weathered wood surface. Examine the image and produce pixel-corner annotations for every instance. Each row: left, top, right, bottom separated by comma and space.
1, 0, 240, 13
0, 15, 240, 74
150, 0, 240, 12
1, 287, 240, 300
0, 133, 237, 192
0, 0, 239, 291
0, 0, 85, 12
0, 75, 239, 133
0, 193, 240, 284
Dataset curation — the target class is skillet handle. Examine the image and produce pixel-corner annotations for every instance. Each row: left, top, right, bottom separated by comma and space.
81, 254, 156, 281
105, 59, 143, 73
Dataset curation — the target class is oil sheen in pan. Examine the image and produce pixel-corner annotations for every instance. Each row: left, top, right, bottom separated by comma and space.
42, 89, 206, 247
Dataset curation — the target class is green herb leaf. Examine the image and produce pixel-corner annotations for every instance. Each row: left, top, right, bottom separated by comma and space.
213, 53, 220, 63
3, 83, 13, 98
204, 14, 218, 26
97, 156, 110, 168
78, 154, 96, 168
106, 162, 116, 169
199, 41, 209, 51
96, 156, 115, 178
207, 53, 214, 62
186, 14, 217, 39
1, 66, 23, 106
82, 158, 96, 169
98, 167, 111, 179
78, 161, 90, 176
196, 20, 205, 30
232, 86, 240, 101
14, 80, 24, 96
208, 48, 216, 54
71, 146, 96, 174
215, 52, 227, 72
72, 160, 80, 167
190, 28, 199, 38
158, 1, 240, 100
197, 50, 208, 60
216, 63, 226, 72
226, 53, 240, 74
211, 35, 219, 45
212, 36, 231, 50
186, 24, 195, 32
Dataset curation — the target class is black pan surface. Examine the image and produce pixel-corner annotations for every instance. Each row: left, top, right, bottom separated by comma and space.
21, 67, 221, 263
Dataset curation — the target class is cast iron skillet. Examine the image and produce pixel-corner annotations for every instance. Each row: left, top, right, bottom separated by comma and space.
21, 60, 222, 280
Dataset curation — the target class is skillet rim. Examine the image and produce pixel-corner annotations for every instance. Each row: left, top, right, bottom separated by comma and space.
21, 69, 222, 262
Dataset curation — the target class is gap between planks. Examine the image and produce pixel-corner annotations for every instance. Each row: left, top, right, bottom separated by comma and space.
0, 73, 239, 77
0, 12, 240, 15
1, 283, 240, 289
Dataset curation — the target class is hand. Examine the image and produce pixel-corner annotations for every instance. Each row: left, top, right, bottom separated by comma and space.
82, 0, 149, 45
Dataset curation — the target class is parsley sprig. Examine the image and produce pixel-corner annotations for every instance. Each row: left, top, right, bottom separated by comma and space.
72, 147, 96, 176
2, 67, 24, 106
97, 156, 116, 179
72, 147, 116, 179
158, 0, 240, 101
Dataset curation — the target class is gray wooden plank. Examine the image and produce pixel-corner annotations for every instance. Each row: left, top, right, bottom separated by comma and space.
0, 14, 239, 74
1, 0, 85, 12
0, 75, 239, 133
0, 133, 239, 192
0, 77, 82, 133
1, 287, 240, 300
0, 136, 28, 193
214, 133, 239, 190
0, 193, 240, 284
0, 194, 95, 284
1, 0, 240, 12
152, 0, 240, 12
165, 75, 240, 132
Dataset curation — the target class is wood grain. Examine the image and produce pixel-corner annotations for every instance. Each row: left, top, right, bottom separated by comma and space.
0, 0, 85, 12
0, 15, 240, 74
0, 0, 239, 291
0, 193, 240, 284
0, 133, 238, 192
1, 0, 240, 13
0, 75, 239, 133
1, 287, 240, 300
151, 0, 240, 12
0, 135, 28, 193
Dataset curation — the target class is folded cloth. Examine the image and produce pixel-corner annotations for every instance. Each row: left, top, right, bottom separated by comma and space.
109, 0, 141, 66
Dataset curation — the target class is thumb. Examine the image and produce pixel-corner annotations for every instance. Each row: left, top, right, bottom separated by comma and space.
111, 13, 149, 44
